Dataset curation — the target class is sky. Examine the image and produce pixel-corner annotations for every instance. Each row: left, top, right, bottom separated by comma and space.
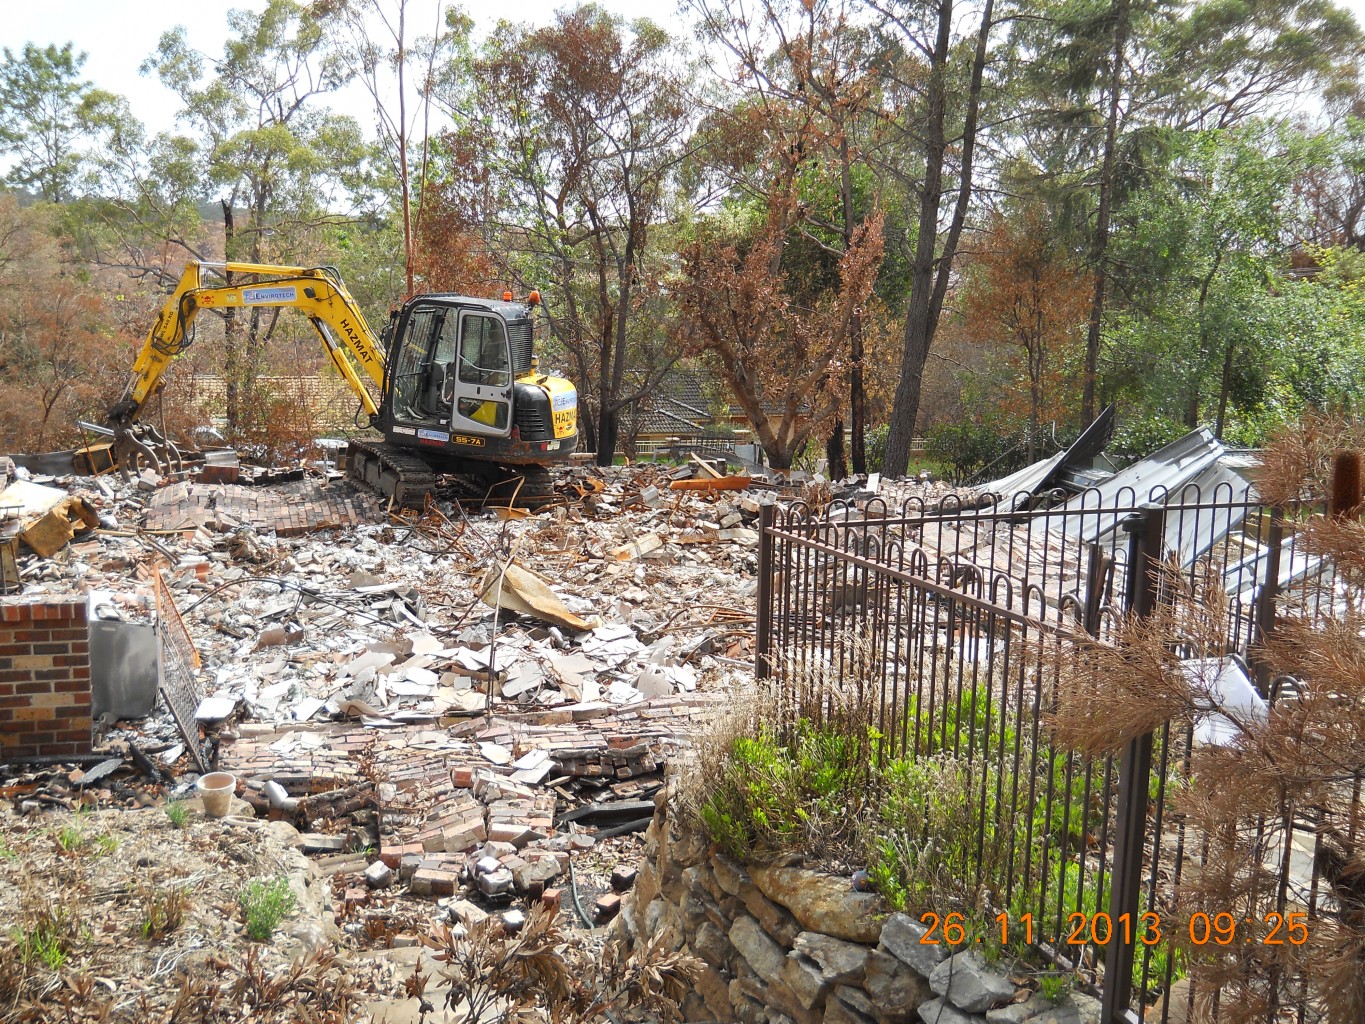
0, 0, 687, 140
2, 0, 1363, 141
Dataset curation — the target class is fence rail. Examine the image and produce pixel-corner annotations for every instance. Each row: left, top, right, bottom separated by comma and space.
756, 482, 1351, 1024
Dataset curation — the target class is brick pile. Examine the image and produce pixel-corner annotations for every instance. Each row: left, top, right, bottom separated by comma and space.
0, 597, 90, 761
217, 693, 726, 901
143, 480, 366, 536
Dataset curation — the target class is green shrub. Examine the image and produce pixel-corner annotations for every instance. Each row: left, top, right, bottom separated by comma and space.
699, 718, 871, 860
1107, 414, 1188, 468
925, 420, 1010, 484
238, 877, 298, 942
863, 424, 890, 474
164, 801, 191, 829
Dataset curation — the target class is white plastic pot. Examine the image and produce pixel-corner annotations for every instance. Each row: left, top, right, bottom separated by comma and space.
196, 772, 237, 818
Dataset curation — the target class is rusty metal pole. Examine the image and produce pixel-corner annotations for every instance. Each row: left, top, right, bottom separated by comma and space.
756, 502, 776, 681
1250, 506, 1284, 697
1101, 503, 1165, 1024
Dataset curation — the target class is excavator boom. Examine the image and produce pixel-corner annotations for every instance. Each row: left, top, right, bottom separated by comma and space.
110, 261, 385, 428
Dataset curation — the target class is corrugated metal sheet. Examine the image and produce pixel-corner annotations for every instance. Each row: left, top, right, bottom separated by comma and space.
1048, 429, 1254, 567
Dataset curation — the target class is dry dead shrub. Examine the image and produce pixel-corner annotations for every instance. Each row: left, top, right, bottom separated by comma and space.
229, 376, 326, 466
1046, 424, 1365, 1024
1254, 411, 1365, 506
420, 901, 699, 1024
1045, 565, 1233, 758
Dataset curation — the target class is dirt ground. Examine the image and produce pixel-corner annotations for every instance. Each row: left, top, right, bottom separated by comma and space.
0, 788, 655, 1024
0, 800, 390, 1023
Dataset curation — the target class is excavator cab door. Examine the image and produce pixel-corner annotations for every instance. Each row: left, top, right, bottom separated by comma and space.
447, 310, 514, 438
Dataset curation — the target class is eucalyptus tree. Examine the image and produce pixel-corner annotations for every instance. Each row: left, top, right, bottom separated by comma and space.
688, 0, 885, 476
144, 0, 368, 427
443, 6, 694, 463
1010, 0, 1364, 425
0, 42, 125, 202
863, 0, 999, 478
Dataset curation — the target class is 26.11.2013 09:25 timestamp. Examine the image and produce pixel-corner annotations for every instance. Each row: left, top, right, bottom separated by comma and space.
916, 910, 1310, 948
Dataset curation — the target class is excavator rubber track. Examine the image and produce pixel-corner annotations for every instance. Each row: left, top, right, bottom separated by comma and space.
345, 439, 438, 509
441, 464, 563, 511
345, 438, 565, 511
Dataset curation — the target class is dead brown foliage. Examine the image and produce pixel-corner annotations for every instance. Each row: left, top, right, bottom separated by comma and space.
419, 901, 700, 1024
1046, 424, 1365, 1023
1253, 412, 1365, 506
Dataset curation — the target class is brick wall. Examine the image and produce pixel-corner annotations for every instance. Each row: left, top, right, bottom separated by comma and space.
0, 598, 91, 761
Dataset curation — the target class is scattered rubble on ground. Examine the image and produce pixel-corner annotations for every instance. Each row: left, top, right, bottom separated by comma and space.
0, 444, 957, 1019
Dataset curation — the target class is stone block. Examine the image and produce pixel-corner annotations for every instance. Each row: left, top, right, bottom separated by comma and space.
929, 952, 1018, 1014
693, 919, 735, 968
917, 997, 987, 1024
750, 865, 887, 944
694, 963, 735, 1021
794, 931, 870, 984
864, 948, 932, 1015
711, 851, 749, 896
985, 994, 1051, 1023
781, 952, 830, 1009
824, 993, 878, 1024
880, 912, 950, 977
729, 914, 786, 984
740, 883, 802, 947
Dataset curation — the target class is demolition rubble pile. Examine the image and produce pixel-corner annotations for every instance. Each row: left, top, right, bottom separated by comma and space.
0, 450, 959, 947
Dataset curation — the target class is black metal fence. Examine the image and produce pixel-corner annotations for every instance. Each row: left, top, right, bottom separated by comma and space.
754, 482, 1351, 1024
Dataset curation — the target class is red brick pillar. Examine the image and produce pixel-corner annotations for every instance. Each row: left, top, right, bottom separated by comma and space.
0, 598, 91, 761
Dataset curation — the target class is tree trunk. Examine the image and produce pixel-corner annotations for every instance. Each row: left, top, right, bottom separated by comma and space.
827, 418, 848, 481
1080, 0, 1130, 426
1214, 339, 1235, 439
882, 0, 994, 477
839, 137, 867, 476
222, 199, 241, 431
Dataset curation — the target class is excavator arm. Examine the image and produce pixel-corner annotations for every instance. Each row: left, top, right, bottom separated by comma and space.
108, 262, 388, 473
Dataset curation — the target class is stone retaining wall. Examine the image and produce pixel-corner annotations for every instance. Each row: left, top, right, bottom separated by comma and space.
613, 795, 1102, 1024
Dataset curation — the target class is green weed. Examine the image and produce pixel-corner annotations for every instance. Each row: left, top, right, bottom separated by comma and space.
164, 801, 191, 829
55, 824, 86, 853
96, 834, 119, 857
0, 840, 16, 862
12, 911, 68, 971
238, 877, 298, 942
138, 882, 189, 940
1039, 972, 1072, 1003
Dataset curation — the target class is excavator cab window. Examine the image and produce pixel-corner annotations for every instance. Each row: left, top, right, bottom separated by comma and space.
391, 307, 442, 422
450, 311, 513, 435
457, 316, 511, 388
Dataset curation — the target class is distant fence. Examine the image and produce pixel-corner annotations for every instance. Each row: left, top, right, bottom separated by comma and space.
756, 483, 1350, 1023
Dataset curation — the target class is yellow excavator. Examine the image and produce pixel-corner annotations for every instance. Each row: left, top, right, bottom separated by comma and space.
107, 261, 579, 507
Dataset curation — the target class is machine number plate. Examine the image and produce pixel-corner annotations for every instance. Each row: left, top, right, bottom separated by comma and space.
451, 434, 486, 447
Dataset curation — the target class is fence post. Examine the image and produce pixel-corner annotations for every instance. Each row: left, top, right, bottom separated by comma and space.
755, 503, 776, 681
1250, 507, 1284, 696
1101, 503, 1165, 1024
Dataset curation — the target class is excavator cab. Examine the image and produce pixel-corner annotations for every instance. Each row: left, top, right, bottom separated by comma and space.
379, 294, 576, 471
110, 260, 576, 506
389, 301, 515, 437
